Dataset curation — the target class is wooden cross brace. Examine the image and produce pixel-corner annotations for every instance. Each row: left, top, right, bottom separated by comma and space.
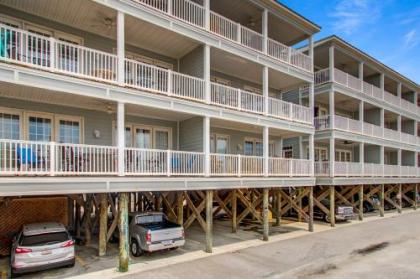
213, 191, 233, 218
184, 191, 207, 231
280, 188, 310, 221
236, 189, 263, 225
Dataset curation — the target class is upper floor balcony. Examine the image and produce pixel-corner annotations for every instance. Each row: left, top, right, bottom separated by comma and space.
315, 161, 420, 178
315, 115, 419, 146
0, 23, 311, 125
314, 68, 419, 115
129, 0, 313, 72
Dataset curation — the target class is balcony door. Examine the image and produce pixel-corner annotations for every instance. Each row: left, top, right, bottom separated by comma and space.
335, 149, 352, 162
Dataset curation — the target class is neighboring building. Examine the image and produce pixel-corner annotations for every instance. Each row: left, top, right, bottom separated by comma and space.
307, 36, 419, 185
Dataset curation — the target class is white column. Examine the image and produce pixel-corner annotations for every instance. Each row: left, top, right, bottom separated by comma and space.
380, 145, 384, 165
203, 116, 211, 176
359, 142, 364, 164
204, 44, 211, 104
329, 89, 335, 127
262, 9, 268, 54
308, 35, 314, 69
359, 100, 364, 123
358, 62, 364, 80
309, 134, 314, 175
397, 115, 402, 132
263, 126, 269, 177
380, 108, 385, 128
397, 83, 402, 98
397, 149, 402, 166
117, 11, 125, 85
329, 46, 335, 81
204, 0, 210, 30
263, 66, 269, 115
117, 102, 125, 176
329, 137, 335, 177
380, 73, 385, 99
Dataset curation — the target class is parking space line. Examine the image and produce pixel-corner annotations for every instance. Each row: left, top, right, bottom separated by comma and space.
76, 255, 87, 268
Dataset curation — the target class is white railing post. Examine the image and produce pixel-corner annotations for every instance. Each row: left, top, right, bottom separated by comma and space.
237, 89, 242, 110
50, 141, 56, 176
237, 23, 241, 43
237, 154, 241, 177
167, 69, 173, 96
117, 11, 125, 86
117, 102, 125, 176
168, 0, 173, 15
167, 150, 171, 176
204, 0, 210, 30
49, 37, 56, 71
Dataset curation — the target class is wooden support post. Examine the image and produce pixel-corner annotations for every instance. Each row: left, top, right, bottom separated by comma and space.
177, 192, 184, 225
298, 188, 302, 222
262, 188, 269, 241
99, 193, 108, 257
84, 195, 93, 246
397, 184, 402, 214
75, 203, 81, 238
414, 184, 418, 210
379, 184, 385, 217
308, 187, 314, 232
118, 193, 129, 272
231, 189, 237, 233
276, 189, 281, 226
358, 185, 364, 221
68, 198, 74, 232
330, 186, 335, 227
205, 190, 213, 253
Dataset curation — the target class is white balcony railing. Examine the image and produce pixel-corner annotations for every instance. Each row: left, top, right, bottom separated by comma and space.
0, 139, 315, 177
314, 115, 419, 146
131, 0, 312, 72
315, 67, 419, 114
0, 23, 313, 126
210, 82, 311, 124
314, 161, 420, 177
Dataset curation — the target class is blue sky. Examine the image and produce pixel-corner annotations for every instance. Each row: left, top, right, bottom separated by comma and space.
279, 0, 420, 84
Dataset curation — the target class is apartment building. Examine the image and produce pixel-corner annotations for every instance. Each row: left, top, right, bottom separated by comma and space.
0, 0, 320, 265
299, 36, 419, 226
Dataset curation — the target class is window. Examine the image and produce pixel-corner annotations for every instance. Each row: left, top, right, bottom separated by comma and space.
314, 147, 328, 162
58, 120, 80, 144
244, 138, 275, 156
135, 127, 152, 149
283, 146, 293, 158
210, 134, 230, 154
154, 128, 170, 150
244, 85, 262, 95
211, 77, 231, 86
0, 112, 20, 139
28, 115, 52, 142
335, 149, 352, 162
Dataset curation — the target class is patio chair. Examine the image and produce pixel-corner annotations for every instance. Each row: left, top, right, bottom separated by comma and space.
16, 146, 38, 171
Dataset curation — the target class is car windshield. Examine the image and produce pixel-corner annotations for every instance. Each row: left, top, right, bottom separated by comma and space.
136, 214, 163, 224
21, 232, 69, 246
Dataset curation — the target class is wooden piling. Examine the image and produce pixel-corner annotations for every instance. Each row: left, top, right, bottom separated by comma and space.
329, 186, 335, 227
358, 185, 364, 221
414, 184, 418, 210
276, 189, 281, 227
205, 190, 213, 253
379, 184, 385, 217
118, 193, 129, 272
99, 193, 108, 257
177, 192, 184, 225
308, 187, 314, 232
231, 189, 237, 233
262, 188, 269, 241
397, 184, 402, 214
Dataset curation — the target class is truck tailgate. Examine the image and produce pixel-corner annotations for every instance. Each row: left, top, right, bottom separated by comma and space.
151, 227, 183, 243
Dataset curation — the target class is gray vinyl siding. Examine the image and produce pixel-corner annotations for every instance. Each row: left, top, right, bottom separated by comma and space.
0, 97, 178, 148
364, 145, 380, 164
281, 90, 300, 104
364, 108, 381, 126
1, 6, 177, 67
179, 46, 204, 78
401, 119, 415, 134
179, 117, 203, 152
402, 150, 415, 166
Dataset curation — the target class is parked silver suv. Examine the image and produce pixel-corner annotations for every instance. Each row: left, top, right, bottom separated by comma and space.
11, 222, 75, 275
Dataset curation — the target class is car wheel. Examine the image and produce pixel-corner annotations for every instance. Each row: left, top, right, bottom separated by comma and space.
130, 239, 143, 257
67, 259, 76, 268
324, 214, 331, 223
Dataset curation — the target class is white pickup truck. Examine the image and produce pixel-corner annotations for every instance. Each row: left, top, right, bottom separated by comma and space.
128, 212, 185, 257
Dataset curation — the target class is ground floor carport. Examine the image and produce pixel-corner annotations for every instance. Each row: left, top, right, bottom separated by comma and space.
0, 185, 317, 277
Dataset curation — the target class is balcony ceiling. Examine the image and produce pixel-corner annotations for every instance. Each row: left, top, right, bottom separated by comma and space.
0, 0, 200, 58
0, 82, 194, 121
211, 48, 305, 90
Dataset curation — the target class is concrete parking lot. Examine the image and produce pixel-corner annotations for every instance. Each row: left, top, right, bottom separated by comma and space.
0, 209, 417, 279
